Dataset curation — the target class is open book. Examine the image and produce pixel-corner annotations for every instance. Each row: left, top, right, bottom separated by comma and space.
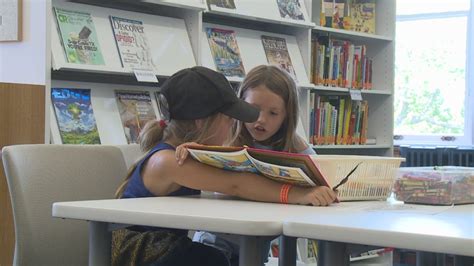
187, 145, 330, 187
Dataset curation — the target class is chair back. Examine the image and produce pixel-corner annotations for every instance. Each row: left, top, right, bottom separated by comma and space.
2, 144, 129, 266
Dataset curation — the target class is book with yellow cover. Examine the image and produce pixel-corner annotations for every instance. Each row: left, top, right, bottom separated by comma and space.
187, 145, 331, 187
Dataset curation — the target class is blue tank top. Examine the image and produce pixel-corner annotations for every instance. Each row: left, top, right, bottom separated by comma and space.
122, 142, 200, 233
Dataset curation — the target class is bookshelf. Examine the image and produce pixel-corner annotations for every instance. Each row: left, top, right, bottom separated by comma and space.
307, 0, 395, 157
46, 0, 395, 156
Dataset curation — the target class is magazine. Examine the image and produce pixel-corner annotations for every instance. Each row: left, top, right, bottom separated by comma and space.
110, 16, 155, 71
51, 88, 101, 144
187, 145, 331, 187
207, 0, 236, 9
261, 35, 297, 81
276, 0, 306, 21
115, 90, 157, 144
53, 8, 104, 65
320, 0, 349, 30
349, 0, 376, 34
206, 27, 245, 78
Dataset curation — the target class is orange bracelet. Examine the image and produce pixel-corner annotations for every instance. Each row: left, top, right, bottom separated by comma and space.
280, 184, 292, 204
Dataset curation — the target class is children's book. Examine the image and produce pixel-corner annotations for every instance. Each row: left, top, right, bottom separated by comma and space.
207, 0, 236, 9
110, 16, 155, 71
187, 145, 331, 187
51, 88, 101, 144
115, 90, 157, 144
276, 0, 306, 21
261, 35, 297, 81
206, 27, 246, 78
349, 0, 375, 34
53, 8, 104, 65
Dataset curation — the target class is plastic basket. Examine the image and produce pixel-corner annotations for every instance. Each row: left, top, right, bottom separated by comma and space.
311, 155, 405, 201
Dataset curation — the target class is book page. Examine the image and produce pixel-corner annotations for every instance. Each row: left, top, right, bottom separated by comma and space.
248, 156, 315, 186
188, 148, 258, 173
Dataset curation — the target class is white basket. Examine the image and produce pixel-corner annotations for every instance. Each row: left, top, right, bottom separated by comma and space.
312, 155, 405, 201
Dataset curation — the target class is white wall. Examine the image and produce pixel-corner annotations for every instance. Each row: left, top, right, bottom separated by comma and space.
0, 0, 48, 85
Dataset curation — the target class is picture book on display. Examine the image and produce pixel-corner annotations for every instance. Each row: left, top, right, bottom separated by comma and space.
115, 90, 157, 144
110, 16, 156, 71
207, 0, 236, 9
261, 35, 297, 81
206, 27, 246, 78
51, 88, 101, 144
187, 145, 331, 187
53, 8, 104, 65
276, 0, 306, 21
349, 0, 375, 34
320, 0, 350, 30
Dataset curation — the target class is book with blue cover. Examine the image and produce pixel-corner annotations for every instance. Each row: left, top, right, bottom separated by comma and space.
51, 88, 101, 144
206, 27, 246, 78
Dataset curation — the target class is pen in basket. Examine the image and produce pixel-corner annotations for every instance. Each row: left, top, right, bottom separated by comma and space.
333, 162, 363, 191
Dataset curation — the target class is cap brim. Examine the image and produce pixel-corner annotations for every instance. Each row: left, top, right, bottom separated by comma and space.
221, 99, 260, 123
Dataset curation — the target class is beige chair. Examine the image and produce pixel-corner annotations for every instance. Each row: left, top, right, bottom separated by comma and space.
1, 144, 141, 266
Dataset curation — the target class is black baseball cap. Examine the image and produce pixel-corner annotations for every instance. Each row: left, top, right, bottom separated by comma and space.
158, 66, 259, 123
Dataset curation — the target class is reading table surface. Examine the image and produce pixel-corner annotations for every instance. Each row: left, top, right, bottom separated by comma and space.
52, 194, 474, 266
283, 201, 474, 258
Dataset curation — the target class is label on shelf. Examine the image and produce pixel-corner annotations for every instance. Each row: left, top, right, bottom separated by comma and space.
133, 69, 159, 83
349, 89, 363, 101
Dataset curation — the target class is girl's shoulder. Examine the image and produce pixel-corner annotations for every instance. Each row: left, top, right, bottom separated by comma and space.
294, 135, 316, 155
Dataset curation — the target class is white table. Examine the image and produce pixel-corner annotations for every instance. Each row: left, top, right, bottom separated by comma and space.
52, 194, 310, 266
53, 195, 474, 266
283, 201, 474, 265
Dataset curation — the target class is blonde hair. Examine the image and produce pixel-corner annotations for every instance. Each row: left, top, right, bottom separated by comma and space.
115, 114, 223, 198
233, 65, 300, 152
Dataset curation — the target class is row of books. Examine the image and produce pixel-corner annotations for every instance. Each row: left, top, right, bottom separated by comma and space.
53, 7, 298, 81
54, 7, 155, 69
207, 28, 298, 80
321, 0, 376, 34
208, 0, 309, 22
51, 88, 159, 145
310, 35, 373, 89
309, 93, 369, 146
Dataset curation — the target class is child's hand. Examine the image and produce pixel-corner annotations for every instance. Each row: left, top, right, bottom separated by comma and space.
175, 142, 202, 165
291, 186, 337, 206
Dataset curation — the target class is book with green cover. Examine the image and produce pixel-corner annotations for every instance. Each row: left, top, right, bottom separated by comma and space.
187, 145, 331, 187
54, 7, 105, 65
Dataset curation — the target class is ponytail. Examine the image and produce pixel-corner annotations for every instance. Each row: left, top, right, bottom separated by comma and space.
115, 120, 166, 198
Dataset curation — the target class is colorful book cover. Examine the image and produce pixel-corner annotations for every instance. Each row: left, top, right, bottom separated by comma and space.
276, 0, 306, 21
53, 8, 105, 65
207, 0, 236, 9
261, 35, 297, 81
320, 0, 350, 30
115, 90, 157, 144
187, 145, 333, 188
206, 27, 245, 78
51, 88, 101, 144
349, 0, 375, 34
110, 16, 155, 71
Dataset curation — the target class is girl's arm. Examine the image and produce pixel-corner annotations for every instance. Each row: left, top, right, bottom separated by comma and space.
143, 149, 336, 206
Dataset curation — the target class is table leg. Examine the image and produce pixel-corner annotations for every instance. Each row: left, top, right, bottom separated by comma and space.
239, 235, 265, 266
89, 221, 111, 266
279, 236, 296, 266
318, 240, 349, 266
454, 255, 474, 266
416, 251, 442, 266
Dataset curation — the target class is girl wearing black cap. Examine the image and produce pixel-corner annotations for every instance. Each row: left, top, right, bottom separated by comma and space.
189, 65, 320, 265
112, 66, 336, 266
